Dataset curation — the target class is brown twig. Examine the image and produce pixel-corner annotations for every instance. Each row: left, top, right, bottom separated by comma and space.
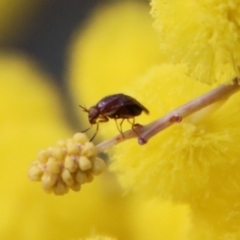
96, 78, 240, 152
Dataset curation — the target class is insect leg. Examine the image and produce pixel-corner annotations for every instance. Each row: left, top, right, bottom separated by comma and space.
89, 116, 109, 141
89, 122, 99, 141
115, 118, 125, 138
119, 118, 125, 137
127, 118, 142, 136
127, 118, 136, 133
127, 118, 138, 129
81, 126, 92, 133
127, 118, 146, 144
98, 115, 109, 123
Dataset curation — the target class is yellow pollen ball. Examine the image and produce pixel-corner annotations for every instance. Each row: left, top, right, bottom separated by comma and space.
51, 146, 66, 161
92, 158, 106, 176
37, 149, 49, 164
82, 142, 97, 157
54, 180, 69, 195
28, 166, 43, 181
46, 157, 61, 174
64, 156, 78, 172
61, 169, 74, 187
79, 156, 92, 171
86, 172, 94, 183
73, 132, 89, 144
67, 141, 80, 155
70, 182, 81, 192
56, 139, 67, 148
75, 170, 88, 184
41, 174, 57, 190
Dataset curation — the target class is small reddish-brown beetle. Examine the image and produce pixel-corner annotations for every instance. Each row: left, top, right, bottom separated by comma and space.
80, 93, 149, 141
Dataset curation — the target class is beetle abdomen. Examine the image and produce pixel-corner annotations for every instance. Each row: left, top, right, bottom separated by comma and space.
107, 104, 143, 119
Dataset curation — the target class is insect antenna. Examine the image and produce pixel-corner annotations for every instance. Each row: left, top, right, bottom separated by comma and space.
79, 104, 89, 113
79, 104, 92, 134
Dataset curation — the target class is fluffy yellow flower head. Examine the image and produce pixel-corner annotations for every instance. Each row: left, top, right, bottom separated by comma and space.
69, 1, 161, 105
151, 0, 240, 85
110, 64, 240, 203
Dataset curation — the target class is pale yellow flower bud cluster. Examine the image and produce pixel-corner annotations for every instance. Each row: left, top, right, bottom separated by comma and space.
28, 133, 106, 195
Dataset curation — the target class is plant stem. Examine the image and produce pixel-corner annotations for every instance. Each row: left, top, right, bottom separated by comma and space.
96, 78, 240, 152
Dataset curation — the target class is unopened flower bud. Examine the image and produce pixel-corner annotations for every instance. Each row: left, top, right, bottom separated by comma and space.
28, 132, 106, 195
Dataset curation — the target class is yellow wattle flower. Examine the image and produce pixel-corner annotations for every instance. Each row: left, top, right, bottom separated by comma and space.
110, 64, 240, 203
109, 64, 240, 238
151, 0, 240, 85
68, 1, 162, 108
128, 200, 190, 240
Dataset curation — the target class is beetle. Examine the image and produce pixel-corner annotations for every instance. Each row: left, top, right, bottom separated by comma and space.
79, 93, 149, 141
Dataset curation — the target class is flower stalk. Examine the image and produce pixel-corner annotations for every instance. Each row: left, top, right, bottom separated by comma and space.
97, 77, 240, 151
